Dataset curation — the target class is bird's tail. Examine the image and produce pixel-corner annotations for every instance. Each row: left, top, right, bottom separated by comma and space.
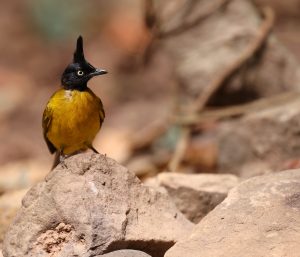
51, 151, 61, 170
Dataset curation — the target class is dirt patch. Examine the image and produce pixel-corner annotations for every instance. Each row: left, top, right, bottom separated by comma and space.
34, 223, 75, 256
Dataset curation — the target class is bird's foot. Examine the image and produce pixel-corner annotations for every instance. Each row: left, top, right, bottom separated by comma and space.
59, 154, 68, 169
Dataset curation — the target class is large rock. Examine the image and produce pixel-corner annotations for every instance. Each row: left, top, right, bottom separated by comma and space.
146, 173, 239, 223
217, 96, 300, 176
3, 153, 193, 257
99, 249, 151, 257
165, 169, 300, 257
0, 189, 28, 246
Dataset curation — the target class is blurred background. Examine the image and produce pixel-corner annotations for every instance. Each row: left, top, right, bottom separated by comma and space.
2, 0, 300, 247
0, 0, 155, 166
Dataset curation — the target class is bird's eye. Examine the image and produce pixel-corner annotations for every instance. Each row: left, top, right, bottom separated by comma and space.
77, 70, 84, 76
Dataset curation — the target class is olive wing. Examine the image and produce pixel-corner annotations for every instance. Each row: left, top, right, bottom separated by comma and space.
42, 106, 56, 154
98, 98, 105, 125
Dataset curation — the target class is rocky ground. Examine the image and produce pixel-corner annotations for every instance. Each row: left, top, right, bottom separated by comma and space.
1, 153, 300, 257
2, 0, 300, 256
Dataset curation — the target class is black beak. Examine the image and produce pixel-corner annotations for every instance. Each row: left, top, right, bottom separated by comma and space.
90, 68, 108, 77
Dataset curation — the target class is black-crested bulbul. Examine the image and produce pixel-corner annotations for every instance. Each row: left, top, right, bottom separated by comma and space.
42, 36, 107, 168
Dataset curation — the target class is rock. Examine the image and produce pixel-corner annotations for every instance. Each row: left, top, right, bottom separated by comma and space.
99, 249, 151, 257
3, 153, 193, 257
237, 161, 273, 179
165, 169, 300, 257
217, 96, 300, 176
151, 0, 300, 106
146, 173, 239, 223
0, 189, 28, 245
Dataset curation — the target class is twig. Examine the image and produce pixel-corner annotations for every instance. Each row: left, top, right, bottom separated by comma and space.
167, 127, 190, 172
188, 6, 275, 113
143, 0, 160, 64
168, 6, 274, 172
140, 4, 274, 172
165, 0, 230, 171
159, 0, 231, 38
144, 0, 156, 30
144, 0, 230, 62
175, 91, 300, 125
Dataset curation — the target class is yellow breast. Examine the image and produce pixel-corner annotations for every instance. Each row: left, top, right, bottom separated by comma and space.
46, 88, 101, 155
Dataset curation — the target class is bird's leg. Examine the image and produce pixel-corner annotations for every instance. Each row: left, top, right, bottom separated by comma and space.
59, 154, 66, 163
85, 143, 99, 153
51, 149, 66, 170
90, 146, 99, 154
58, 149, 68, 169
51, 151, 60, 170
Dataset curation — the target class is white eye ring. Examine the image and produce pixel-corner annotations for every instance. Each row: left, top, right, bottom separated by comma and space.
77, 70, 84, 76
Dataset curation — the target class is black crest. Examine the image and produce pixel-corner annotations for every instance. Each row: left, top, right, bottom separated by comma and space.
73, 36, 85, 63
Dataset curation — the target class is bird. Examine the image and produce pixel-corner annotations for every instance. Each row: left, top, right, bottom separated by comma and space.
42, 36, 107, 169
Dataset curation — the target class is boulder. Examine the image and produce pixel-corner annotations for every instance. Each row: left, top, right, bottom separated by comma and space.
217, 96, 300, 176
146, 173, 239, 223
0, 189, 28, 245
99, 249, 151, 257
3, 153, 193, 257
165, 169, 300, 257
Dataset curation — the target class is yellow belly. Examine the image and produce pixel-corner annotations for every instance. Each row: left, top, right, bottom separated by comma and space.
46, 89, 101, 155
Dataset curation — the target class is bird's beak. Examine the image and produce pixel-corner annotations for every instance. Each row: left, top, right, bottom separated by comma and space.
91, 68, 108, 77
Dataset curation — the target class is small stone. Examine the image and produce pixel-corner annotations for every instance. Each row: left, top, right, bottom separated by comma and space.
98, 249, 151, 257
146, 172, 239, 223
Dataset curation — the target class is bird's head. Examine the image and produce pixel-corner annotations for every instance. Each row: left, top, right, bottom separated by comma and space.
61, 36, 107, 90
